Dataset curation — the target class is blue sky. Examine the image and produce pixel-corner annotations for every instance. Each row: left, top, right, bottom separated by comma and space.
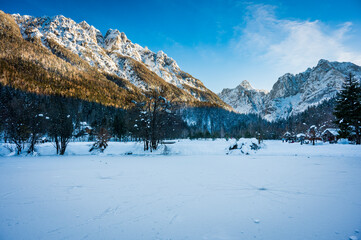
2, 0, 361, 92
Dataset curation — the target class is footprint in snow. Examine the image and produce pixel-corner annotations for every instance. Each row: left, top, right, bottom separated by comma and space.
349, 236, 358, 240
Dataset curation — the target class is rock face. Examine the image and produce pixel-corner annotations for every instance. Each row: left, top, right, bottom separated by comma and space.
10, 13, 228, 108
218, 80, 267, 114
219, 60, 361, 121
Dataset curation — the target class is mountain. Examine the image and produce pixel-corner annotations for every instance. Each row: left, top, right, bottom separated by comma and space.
219, 59, 361, 121
218, 80, 268, 114
0, 11, 230, 109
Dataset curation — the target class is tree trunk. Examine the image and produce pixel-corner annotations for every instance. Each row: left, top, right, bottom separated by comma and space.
54, 136, 60, 154
151, 139, 158, 150
59, 137, 68, 155
15, 141, 22, 155
144, 140, 149, 151
59, 145, 66, 155
27, 134, 37, 154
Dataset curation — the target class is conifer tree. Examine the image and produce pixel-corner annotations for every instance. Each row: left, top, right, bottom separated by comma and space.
334, 73, 361, 144
112, 112, 126, 141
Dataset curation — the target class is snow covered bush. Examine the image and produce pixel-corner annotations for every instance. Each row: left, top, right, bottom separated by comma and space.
227, 138, 264, 155
338, 138, 351, 144
89, 128, 111, 153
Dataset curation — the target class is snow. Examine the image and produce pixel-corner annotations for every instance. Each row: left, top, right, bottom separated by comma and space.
264, 93, 303, 121
296, 133, 306, 138
322, 128, 340, 136
228, 138, 263, 155
11, 13, 209, 102
0, 140, 361, 240
220, 59, 361, 121
218, 82, 266, 114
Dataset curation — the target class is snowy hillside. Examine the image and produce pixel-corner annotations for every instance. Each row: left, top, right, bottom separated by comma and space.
10, 13, 227, 107
1, 140, 361, 240
219, 59, 361, 120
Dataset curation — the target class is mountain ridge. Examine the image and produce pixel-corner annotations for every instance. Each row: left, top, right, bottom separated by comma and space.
219, 59, 361, 121
0, 11, 230, 110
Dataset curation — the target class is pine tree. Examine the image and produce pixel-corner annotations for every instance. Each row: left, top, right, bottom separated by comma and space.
112, 112, 126, 141
334, 73, 361, 144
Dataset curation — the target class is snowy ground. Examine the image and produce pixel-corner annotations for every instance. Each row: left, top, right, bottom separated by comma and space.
0, 140, 361, 240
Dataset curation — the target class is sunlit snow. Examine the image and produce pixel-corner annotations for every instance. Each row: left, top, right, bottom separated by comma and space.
0, 140, 360, 240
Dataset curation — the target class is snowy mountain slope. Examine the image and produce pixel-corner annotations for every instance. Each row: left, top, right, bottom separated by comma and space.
218, 80, 268, 114
219, 59, 361, 120
9, 13, 228, 108
263, 59, 361, 121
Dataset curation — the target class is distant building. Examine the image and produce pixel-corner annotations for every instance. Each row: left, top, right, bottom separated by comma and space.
321, 128, 339, 143
283, 132, 294, 142
36, 136, 49, 144
296, 133, 306, 144
296, 133, 306, 140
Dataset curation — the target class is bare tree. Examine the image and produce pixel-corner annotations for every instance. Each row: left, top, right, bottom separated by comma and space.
132, 87, 182, 151
308, 125, 318, 145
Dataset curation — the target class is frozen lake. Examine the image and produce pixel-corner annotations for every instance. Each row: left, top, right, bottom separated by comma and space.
0, 140, 361, 240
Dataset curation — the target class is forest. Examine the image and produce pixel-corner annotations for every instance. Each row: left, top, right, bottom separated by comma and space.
0, 82, 340, 155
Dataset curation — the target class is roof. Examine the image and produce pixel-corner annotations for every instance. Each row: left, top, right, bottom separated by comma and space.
321, 128, 339, 136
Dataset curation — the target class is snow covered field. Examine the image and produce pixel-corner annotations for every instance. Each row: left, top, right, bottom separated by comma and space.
0, 140, 361, 240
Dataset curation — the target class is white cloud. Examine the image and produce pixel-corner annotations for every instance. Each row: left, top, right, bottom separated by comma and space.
233, 4, 361, 75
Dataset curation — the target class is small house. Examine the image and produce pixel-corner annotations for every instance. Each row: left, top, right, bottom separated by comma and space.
296, 133, 306, 140
283, 131, 294, 142
296, 133, 306, 144
321, 128, 339, 143
36, 136, 49, 144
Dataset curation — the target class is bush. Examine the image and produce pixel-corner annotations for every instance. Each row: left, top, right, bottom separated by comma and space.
90, 128, 111, 153
228, 138, 263, 155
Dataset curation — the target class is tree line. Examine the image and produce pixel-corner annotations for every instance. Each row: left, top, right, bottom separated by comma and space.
1, 73, 360, 155
0, 84, 186, 155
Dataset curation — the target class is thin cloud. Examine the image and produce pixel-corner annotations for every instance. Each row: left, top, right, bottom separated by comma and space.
232, 4, 361, 75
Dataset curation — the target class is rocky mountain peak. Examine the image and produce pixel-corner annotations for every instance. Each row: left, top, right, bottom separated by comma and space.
156, 50, 165, 57
239, 80, 253, 90
51, 14, 76, 27
219, 59, 361, 121
315, 59, 333, 71
78, 20, 103, 45
79, 20, 90, 29
317, 59, 330, 66
104, 29, 129, 49
156, 50, 178, 68
218, 81, 266, 114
